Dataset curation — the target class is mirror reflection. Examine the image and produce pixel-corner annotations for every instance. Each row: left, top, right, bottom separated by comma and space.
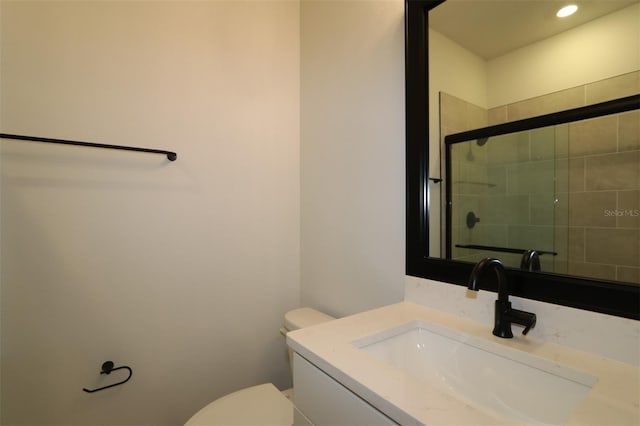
446, 101, 639, 283
428, 0, 640, 284
448, 124, 563, 270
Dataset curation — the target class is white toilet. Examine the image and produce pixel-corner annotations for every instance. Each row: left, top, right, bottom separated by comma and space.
184, 308, 335, 425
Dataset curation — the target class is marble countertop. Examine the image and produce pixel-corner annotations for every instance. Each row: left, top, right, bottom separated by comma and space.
286, 302, 640, 425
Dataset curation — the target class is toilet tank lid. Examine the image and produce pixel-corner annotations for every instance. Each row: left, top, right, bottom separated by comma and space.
284, 307, 335, 331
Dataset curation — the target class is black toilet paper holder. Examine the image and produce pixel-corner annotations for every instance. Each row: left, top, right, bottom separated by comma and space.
83, 361, 133, 393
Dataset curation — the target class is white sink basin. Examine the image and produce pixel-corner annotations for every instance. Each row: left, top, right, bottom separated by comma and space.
353, 320, 597, 425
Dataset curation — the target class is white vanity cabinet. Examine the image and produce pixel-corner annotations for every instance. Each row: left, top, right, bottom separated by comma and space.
292, 353, 397, 425
287, 303, 640, 425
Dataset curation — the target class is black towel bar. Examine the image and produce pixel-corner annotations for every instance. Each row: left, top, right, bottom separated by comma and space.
0, 133, 177, 161
455, 244, 557, 256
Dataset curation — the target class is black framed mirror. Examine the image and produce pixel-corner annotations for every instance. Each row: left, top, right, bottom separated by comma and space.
405, 0, 639, 320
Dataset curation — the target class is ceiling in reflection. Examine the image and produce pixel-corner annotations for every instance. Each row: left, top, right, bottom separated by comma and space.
429, 0, 639, 59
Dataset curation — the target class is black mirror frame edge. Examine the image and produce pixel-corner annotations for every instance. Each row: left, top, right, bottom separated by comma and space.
404, 0, 640, 321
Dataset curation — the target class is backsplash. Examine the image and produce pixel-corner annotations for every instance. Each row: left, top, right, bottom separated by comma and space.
405, 276, 640, 367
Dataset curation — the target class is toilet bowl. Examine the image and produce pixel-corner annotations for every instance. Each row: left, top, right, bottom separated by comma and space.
184, 308, 335, 426
184, 383, 294, 426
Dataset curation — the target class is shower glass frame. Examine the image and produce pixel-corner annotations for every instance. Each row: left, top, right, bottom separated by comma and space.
443, 95, 639, 271
446, 126, 564, 268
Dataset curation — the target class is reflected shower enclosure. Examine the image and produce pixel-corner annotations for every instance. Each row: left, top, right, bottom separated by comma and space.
445, 95, 640, 284
448, 126, 564, 269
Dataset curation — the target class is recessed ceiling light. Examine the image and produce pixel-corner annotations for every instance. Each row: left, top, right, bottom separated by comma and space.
557, 4, 578, 18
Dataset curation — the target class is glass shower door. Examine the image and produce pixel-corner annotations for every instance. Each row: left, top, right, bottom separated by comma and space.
447, 124, 569, 272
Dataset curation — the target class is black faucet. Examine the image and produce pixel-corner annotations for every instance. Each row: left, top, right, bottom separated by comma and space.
520, 250, 541, 271
468, 258, 537, 338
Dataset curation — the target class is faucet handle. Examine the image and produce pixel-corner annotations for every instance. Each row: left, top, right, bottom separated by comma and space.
520, 250, 541, 272
509, 309, 537, 335
522, 321, 534, 335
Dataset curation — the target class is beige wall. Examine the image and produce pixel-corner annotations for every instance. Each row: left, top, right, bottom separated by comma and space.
300, 0, 406, 317
1, 1, 409, 423
1, 1, 300, 425
487, 3, 640, 107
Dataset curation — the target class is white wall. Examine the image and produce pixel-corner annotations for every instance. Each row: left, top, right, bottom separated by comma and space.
300, 0, 406, 317
0, 1, 300, 425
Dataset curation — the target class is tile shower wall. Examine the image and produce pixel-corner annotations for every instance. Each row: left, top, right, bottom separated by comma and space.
563, 111, 639, 282
443, 71, 639, 283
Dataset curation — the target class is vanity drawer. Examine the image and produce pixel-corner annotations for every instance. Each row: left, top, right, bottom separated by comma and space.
293, 353, 397, 425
